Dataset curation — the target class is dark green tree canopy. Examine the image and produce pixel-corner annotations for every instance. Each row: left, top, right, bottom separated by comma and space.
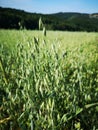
0, 7, 98, 31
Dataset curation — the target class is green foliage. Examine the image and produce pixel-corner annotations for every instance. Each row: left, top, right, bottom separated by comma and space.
0, 30, 98, 130
0, 7, 98, 31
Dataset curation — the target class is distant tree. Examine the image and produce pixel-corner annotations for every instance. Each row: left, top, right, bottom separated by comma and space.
0, 7, 98, 31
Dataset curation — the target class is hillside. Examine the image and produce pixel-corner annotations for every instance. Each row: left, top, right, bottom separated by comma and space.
0, 7, 98, 31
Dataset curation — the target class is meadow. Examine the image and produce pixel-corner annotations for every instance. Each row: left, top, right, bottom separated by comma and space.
0, 30, 98, 130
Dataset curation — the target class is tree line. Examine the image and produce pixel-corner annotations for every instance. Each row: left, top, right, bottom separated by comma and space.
0, 7, 98, 32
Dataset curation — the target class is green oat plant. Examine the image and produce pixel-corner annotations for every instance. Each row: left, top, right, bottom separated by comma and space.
0, 28, 98, 130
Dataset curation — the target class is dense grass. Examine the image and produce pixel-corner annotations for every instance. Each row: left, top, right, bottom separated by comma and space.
0, 30, 98, 130
0, 30, 98, 49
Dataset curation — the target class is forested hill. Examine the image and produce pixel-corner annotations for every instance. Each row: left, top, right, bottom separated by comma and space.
0, 7, 98, 31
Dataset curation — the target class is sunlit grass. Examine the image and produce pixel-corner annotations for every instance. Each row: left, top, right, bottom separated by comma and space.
0, 29, 98, 130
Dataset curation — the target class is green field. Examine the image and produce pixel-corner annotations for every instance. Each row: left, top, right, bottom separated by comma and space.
0, 30, 98, 130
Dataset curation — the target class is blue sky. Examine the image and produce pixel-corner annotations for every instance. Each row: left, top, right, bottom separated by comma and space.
0, 0, 98, 14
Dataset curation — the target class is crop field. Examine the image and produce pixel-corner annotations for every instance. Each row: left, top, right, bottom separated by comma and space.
0, 30, 98, 130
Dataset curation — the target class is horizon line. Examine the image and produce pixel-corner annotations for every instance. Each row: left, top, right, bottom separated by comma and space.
0, 6, 98, 15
